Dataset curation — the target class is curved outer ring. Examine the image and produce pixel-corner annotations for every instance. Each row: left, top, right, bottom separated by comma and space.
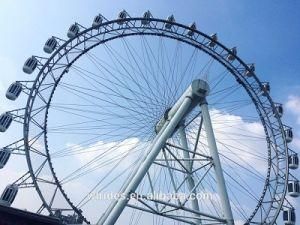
22, 17, 289, 224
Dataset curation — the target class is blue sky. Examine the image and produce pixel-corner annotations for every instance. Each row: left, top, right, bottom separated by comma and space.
0, 1, 299, 225
1, 0, 300, 102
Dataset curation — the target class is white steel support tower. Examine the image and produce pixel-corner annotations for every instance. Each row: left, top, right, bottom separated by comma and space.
99, 79, 234, 225
178, 125, 202, 225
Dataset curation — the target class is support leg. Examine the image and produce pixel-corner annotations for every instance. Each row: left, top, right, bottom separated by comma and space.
99, 97, 193, 225
200, 102, 234, 225
178, 126, 202, 225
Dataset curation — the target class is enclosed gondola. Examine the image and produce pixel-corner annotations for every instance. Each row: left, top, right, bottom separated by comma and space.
289, 153, 299, 170
274, 103, 283, 118
141, 11, 152, 25
0, 148, 11, 169
288, 180, 300, 197
261, 82, 270, 96
44, 37, 58, 54
0, 184, 18, 207
187, 22, 197, 36
283, 208, 296, 225
227, 47, 237, 61
92, 14, 103, 27
23, 56, 38, 74
285, 128, 293, 143
6, 82, 22, 101
0, 112, 13, 132
208, 33, 218, 48
67, 24, 80, 39
245, 64, 255, 77
165, 15, 175, 29
117, 10, 127, 25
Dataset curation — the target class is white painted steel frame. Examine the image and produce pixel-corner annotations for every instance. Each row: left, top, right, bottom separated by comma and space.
100, 95, 193, 225
18, 16, 290, 224
100, 80, 234, 225
178, 126, 202, 225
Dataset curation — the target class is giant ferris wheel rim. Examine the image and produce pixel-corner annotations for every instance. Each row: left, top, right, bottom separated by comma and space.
20, 15, 289, 224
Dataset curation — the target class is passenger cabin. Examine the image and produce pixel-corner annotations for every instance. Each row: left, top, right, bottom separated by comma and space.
227, 47, 237, 61
283, 209, 296, 225
261, 82, 270, 96
245, 64, 255, 77
23, 57, 38, 74
0, 184, 18, 207
0, 148, 11, 169
208, 33, 218, 48
117, 10, 127, 25
288, 180, 300, 197
274, 103, 283, 118
165, 15, 175, 29
44, 37, 57, 54
141, 11, 152, 25
285, 128, 293, 143
289, 153, 299, 170
0, 113, 13, 132
67, 24, 80, 39
6, 82, 22, 101
92, 14, 103, 27
187, 22, 197, 36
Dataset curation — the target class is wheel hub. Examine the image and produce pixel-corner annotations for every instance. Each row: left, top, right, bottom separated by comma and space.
154, 79, 210, 134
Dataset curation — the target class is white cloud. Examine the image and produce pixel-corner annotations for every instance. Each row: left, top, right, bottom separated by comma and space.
188, 109, 268, 173
66, 137, 140, 166
50, 109, 268, 194
285, 95, 300, 125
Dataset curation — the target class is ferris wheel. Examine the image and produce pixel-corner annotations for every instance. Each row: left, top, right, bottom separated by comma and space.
0, 10, 299, 225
